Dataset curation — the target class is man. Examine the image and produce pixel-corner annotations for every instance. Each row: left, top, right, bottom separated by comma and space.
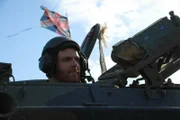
38, 36, 92, 83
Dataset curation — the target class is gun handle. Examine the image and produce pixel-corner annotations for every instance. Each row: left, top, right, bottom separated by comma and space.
169, 11, 180, 27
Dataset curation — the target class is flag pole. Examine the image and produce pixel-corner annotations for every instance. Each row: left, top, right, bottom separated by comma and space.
66, 11, 72, 38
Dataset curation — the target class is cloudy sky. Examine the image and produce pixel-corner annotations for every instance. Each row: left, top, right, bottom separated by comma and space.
1, 0, 180, 84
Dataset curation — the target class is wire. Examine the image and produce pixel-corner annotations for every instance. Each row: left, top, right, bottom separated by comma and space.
7, 26, 42, 38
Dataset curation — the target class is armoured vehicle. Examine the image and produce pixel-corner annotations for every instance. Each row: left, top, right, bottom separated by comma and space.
1, 11, 180, 120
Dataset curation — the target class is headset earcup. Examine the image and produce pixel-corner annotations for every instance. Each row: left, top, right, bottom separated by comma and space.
80, 52, 88, 71
78, 52, 87, 82
79, 52, 95, 83
39, 53, 53, 74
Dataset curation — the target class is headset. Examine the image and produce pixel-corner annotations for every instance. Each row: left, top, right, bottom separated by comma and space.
38, 36, 94, 83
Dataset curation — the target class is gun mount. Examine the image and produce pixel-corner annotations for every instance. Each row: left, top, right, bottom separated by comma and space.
99, 11, 180, 88
0, 62, 15, 83
1, 11, 180, 120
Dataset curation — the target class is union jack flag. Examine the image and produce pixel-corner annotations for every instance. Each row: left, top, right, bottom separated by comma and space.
40, 6, 71, 38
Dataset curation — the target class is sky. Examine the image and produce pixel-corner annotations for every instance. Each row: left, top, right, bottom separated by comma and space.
0, 0, 180, 84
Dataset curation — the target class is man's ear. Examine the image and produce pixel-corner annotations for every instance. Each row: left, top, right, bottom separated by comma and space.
51, 55, 58, 78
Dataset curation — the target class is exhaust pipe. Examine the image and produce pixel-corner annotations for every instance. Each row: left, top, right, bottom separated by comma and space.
0, 92, 17, 120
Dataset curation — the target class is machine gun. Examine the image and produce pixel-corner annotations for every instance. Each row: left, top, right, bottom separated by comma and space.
1, 11, 180, 120
99, 11, 180, 88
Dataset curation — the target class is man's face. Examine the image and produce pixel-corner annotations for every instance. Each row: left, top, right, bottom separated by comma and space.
55, 48, 80, 82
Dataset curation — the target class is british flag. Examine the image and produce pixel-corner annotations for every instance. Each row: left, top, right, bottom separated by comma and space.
40, 6, 71, 38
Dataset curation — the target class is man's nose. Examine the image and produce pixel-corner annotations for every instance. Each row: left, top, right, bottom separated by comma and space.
71, 59, 79, 67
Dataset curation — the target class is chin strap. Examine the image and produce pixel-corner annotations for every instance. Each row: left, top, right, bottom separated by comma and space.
85, 68, 95, 83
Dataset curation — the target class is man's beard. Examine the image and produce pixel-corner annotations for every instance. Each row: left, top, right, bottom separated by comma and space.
56, 68, 80, 83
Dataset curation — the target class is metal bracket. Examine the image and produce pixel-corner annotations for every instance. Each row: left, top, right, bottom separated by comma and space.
144, 87, 166, 99
83, 85, 108, 106
16, 82, 25, 100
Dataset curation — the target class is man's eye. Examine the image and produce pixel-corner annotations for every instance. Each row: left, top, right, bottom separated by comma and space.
61, 57, 80, 62
63, 58, 71, 61
75, 58, 80, 62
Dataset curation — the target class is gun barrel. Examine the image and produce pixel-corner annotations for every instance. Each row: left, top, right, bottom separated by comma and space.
0, 92, 17, 120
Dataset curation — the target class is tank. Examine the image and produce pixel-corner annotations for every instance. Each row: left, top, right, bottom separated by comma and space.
1, 11, 180, 120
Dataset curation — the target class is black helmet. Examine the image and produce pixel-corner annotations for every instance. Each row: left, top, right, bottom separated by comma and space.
42, 36, 80, 54
39, 36, 94, 83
